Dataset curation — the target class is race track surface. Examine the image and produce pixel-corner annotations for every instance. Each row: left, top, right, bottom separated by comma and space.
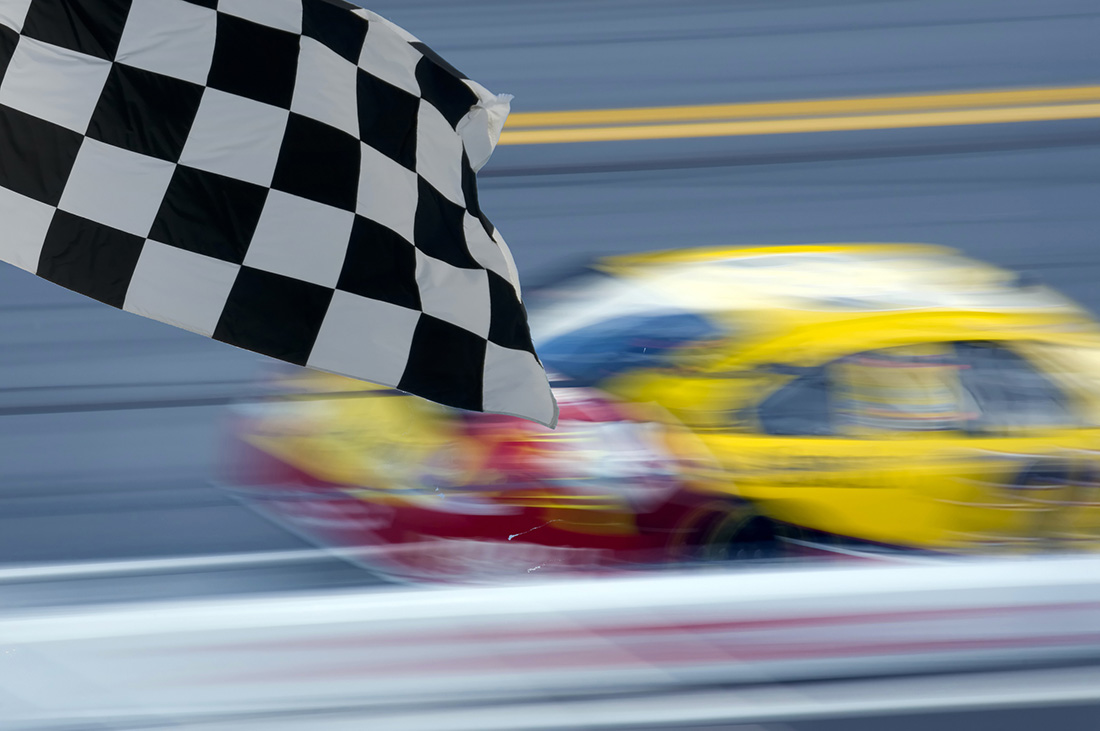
0, 0, 1098, 610
0, 2, 1098, 727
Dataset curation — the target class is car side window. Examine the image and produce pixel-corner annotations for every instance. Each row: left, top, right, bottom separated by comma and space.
954, 342, 1075, 431
757, 345, 970, 437
756, 342, 1076, 438
831, 344, 973, 434
757, 369, 834, 436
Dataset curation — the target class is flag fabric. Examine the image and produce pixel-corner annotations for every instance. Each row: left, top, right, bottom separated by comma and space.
0, 0, 558, 427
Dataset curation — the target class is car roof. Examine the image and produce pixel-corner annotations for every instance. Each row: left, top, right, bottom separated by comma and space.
596, 243, 1072, 314
528, 244, 1091, 354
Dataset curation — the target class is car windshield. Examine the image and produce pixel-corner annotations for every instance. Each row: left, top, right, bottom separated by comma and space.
538, 311, 723, 386
525, 269, 727, 384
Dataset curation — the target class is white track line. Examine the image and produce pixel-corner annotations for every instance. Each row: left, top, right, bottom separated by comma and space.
0, 547, 388, 582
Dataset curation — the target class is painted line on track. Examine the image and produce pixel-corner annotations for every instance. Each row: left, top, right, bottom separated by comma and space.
500, 85, 1100, 144
0, 547, 387, 582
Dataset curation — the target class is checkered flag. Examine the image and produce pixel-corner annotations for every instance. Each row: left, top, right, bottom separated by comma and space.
0, 0, 558, 427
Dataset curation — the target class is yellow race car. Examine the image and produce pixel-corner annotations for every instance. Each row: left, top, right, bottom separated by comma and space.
536, 244, 1100, 556
224, 244, 1100, 577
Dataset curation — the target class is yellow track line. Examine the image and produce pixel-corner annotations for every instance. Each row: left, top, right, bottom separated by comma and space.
499, 86, 1100, 145
506, 86, 1100, 127
500, 103, 1100, 145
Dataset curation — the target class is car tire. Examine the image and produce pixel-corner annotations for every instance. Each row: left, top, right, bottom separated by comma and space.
695, 503, 784, 562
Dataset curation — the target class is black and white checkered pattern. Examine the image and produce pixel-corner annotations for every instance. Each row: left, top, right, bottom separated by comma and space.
0, 0, 557, 427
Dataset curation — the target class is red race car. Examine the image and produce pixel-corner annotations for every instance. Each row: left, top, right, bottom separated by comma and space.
220, 371, 765, 581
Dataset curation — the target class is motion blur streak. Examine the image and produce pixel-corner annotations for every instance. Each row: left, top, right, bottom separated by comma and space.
1, 1, 1099, 728
3, 557, 1100, 730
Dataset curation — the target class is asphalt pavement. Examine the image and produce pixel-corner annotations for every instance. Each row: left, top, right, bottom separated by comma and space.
0, 0, 1097, 603
367, 0, 1100, 110
0, 4, 1098, 728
